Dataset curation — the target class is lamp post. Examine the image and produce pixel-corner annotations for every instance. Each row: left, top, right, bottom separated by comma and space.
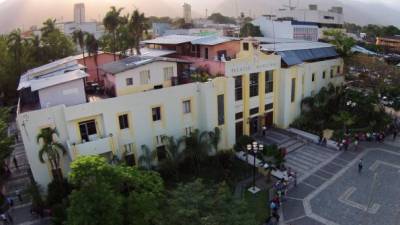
247, 141, 263, 194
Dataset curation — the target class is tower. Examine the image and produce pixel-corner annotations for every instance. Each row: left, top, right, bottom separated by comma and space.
74, 3, 85, 24
183, 3, 192, 24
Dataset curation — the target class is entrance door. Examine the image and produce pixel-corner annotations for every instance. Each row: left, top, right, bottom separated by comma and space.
250, 117, 259, 135
265, 112, 273, 127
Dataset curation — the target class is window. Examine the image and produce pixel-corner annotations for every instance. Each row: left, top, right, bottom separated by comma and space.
118, 114, 129, 129
155, 135, 164, 146
265, 103, 273, 111
291, 78, 296, 103
250, 107, 259, 115
235, 76, 242, 101
235, 121, 243, 139
163, 67, 173, 81
123, 143, 134, 154
140, 70, 150, 84
183, 100, 191, 114
152, 107, 161, 121
312, 73, 315, 82
205, 48, 209, 59
249, 73, 259, 97
235, 112, 243, 120
79, 120, 97, 142
322, 71, 326, 79
243, 42, 249, 51
330, 69, 334, 78
126, 78, 133, 86
265, 71, 273, 93
185, 127, 192, 136
217, 94, 225, 125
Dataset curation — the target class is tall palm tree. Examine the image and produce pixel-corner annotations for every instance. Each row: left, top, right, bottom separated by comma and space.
161, 136, 184, 162
129, 9, 148, 55
85, 34, 100, 82
138, 145, 155, 170
208, 127, 221, 153
72, 29, 87, 66
41, 18, 57, 37
7, 30, 23, 76
183, 129, 211, 175
103, 6, 123, 61
36, 128, 66, 181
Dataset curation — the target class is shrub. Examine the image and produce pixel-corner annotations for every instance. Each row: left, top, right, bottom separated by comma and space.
46, 178, 71, 207
234, 135, 254, 152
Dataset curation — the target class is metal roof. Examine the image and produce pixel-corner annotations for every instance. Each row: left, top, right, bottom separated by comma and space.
30, 70, 88, 91
142, 35, 236, 46
100, 56, 190, 74
277, 47, 339, 66
140, 48, 176, 57
261, 42, 333, 52
142, 35, 201, 45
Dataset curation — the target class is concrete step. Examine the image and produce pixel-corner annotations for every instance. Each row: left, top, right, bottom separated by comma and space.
289, 152, 321, 165
286, 141, 305, 153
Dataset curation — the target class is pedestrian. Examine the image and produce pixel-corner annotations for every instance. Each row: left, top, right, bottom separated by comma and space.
358, 159, 363, 174
262, 126, 267, 137
0, 213, 7, 224
6, 197, 13, 208
354, 139, 359, 151
15, 190, 22, 202
12, 157, 18, 170
270, 201, 277, 213
272, 211, 280, 222
393, 129, 398, 141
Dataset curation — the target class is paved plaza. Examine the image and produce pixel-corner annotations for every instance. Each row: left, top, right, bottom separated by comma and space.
282, 142, 400, 225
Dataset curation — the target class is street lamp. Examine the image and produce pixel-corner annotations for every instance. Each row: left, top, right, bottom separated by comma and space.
247, 141, 263, 194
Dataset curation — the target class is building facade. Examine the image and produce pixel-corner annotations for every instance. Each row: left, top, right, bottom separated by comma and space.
74, 3, 85, 24
17, 35, 344, 188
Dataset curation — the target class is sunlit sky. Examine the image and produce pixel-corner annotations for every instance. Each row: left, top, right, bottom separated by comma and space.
0, 0, 400, 33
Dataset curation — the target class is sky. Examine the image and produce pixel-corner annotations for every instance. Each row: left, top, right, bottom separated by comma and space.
0, 0, 400, 34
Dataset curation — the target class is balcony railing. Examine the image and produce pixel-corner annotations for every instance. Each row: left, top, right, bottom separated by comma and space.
68, 135, 113, 159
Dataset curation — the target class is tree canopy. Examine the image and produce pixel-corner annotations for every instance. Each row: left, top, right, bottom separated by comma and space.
208, 13, 237, 25
323, 30, 356, 57
240, 23, 263, 37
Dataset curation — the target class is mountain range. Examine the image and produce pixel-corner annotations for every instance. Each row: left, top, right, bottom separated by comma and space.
0, 0, 399, 34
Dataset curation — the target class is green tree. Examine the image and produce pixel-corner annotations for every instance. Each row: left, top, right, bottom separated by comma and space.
103, 6, 124, 61
0, 108, 13, 173
208, 127, 221, 153
7, 30, 24, 76
240, 23, 263, 37
165, 179, 257, 225
323, 30, 356, 57
332, 110, 355, 133
183, 129, 211, 175
138, 145, 155, 170
40, 18, 57, 37
72, 29, 87, 66
129, 9, 149, 55
208, 13, 236, 24
36, 128, 66, 181
85, 33, 100, 81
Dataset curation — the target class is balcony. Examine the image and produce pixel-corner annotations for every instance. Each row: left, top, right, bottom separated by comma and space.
68, 135, 113, 158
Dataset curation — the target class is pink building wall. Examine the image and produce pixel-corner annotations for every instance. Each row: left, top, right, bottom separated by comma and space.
77, 53, 116, 84
199, 41, 240, 60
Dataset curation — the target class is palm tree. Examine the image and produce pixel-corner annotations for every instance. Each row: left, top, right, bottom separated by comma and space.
85, 34, 100, 81
36, 128, 66, 181
138, 145, 155, 170
41, 18, 57, 37
161, 136, 184, 162
332, 111, 356, 134
7, 30, 23, 76
72, 29, 87, 66
183, 129, 211, 175
103, 6, 123, 61
208, 127, 221, 153
129, 9, 148, 55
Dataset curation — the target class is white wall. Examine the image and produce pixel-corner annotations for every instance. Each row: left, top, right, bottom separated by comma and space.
252, 18, 294, 39
38, 79, 86, 108
114, 61, 177, 92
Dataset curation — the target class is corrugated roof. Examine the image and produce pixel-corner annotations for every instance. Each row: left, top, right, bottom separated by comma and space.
142, 35, 201, 45
142, 35, 236, 46
278, 47, 339, 66
30, 70, 88, 91
100, 56, 190, 74
261, 42, 333, 52
140, 48, 176, 57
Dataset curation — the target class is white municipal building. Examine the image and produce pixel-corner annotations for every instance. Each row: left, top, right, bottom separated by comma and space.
16, 35, 344, 187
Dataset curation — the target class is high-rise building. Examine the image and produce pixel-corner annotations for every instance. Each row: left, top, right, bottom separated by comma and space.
183, 3, 192, 24
74, 3, 85, 24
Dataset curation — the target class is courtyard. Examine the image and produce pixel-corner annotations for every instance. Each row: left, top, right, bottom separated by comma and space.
282, 143, 400, 225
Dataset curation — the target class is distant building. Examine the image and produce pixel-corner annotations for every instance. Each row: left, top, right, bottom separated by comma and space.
376, 36, 400, 53
183, 3, 192, 24
74, 3, 85, 24
252, 17, 319, 41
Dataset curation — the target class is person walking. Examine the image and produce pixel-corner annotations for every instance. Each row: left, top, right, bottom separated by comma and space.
0, 213, 8, 225
6, 212, 13, 224
354, 139, 359, 151
12, 157, 18, 170
358, 159, 363, 174
262, 126, 267, 137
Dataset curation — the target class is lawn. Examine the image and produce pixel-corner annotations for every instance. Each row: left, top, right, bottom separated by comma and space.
244, 190, 270, 224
